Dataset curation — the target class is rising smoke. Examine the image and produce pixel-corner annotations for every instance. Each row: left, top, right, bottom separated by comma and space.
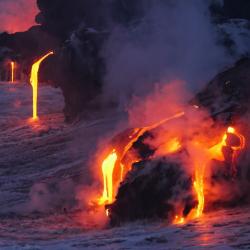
102, 0, 234, 107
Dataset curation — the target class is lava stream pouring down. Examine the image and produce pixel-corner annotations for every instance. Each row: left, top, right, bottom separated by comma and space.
99, 149, 118, 205
30, 51, 54, 120
10, 61, 15, 83
190, 125, 245, 221
98, 111, 185, 206
97, 107, 246, 224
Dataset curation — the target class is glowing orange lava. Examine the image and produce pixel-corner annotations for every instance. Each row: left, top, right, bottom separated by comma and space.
10, 61, 15, 83
174, 215, 185, 224
120, 112, 185, 160
192, 126, 246, 219
194, 165, 205, 218
97, 114, 245, 224
98, 149, 118, 205
30, 51, 54, 120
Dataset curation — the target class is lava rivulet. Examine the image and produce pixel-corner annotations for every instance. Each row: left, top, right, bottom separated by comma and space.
98, 149, 118, 205
227, 127, 246, 175
30, 51, 54, 120
192, 126, 246, 219
10, 61, 15, 83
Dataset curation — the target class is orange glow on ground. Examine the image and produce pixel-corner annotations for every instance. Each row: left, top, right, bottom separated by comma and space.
30, 51, 54, 120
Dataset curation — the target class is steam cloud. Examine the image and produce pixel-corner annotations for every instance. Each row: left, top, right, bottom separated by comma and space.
0, 0, 38, 33
102, 0, 233, 107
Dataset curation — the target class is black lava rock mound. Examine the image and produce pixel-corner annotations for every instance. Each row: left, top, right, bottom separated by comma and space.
107, 156, 196, 226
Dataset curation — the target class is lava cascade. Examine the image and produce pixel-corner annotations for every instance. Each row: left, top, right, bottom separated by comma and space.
97, 110, 245, 224
30, 51, 54, 120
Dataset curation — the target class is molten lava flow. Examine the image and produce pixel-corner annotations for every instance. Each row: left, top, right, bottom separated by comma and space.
209, 133, 227, 161
120, 111, 185, 160
209, 126, 245, 164
194, 166, 205, 218
98, 112, 185, 208
98, 149, 118, 205
192, 126, 246, 219
174, 215, 185, 224
30, 51, 54, 120
163, 137, 181, 155
97, 112, 245, 223
120, 163, 124, 183
10, 61, 15, 83
118, 112, 184, 194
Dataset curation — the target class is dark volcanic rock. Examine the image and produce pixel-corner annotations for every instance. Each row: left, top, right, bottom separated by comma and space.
52, 26, 107, 121
0, 26, 58, 61
0, 26, 59, 82
211, 0, 250, 21
107, 157, 196, 226
194, 58, 250, 122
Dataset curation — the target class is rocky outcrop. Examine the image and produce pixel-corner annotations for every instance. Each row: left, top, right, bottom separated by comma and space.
107, 157, 196, 226
194, 58, 250, 122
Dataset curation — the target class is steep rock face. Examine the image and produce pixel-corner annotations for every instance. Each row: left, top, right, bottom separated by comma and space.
194, 58, 250, 122
34, 0, 150, 121
51, 26, 107, 121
